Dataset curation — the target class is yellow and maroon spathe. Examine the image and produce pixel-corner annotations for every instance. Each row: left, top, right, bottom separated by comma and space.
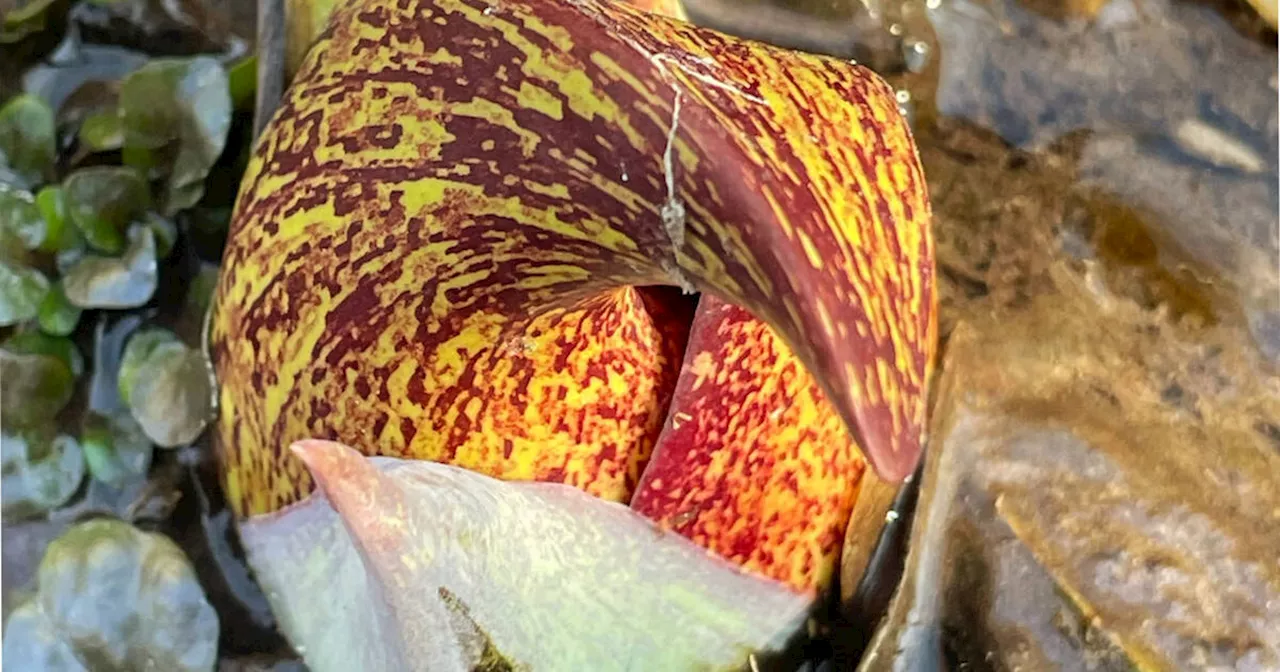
212, 0, 935, 599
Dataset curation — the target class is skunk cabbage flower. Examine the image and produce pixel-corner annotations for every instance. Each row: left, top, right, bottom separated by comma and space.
212, 0, 937, 667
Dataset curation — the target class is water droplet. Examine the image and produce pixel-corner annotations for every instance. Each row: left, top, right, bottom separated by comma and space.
889, 23, 904, 36
896, 92, 916, 127
904, 39, 931, 73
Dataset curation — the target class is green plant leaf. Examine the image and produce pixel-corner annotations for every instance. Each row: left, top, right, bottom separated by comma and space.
4, 330, 84, 377
37, 283, 82, 337
78, 110, 125, 152
63, 166, 150, 254
0, 259, 50, 326
0, 0, 60, 44
0, 602, 82, 669
0, 344, 75, 427
120, 57, 232, 214
139, 213, 176, 259
117, 327, 178, 406
0, 185, 46, 249
80, 412, 152, 489
227, 54, 257, 111
62, 225, 157, 309
0, 518, 219, 671
118, 328, 213, 447
1, 427, 84, 520
22, 42, 148, 115
34, 185, 80, 254
0, 94, 56, 187
184, 262, 220, 319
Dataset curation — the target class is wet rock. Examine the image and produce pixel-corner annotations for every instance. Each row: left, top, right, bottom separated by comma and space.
856, 119, 1280, 667
862, 301, 1280, 669
912, 0, 1279, 360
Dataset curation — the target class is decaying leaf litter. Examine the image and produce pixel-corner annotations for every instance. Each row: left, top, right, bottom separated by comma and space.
2, 0, 1277, 668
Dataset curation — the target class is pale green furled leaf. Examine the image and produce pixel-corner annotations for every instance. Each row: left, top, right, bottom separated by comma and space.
240, 440, 812, 672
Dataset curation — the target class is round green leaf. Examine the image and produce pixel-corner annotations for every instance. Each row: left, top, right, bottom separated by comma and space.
0, 0, 60, 44
35, 185, 81, 254
78, 110, 125, 153
0, 347, 74, 427
1, 428, 85, 520
0, 94, 56, 187
38, 282, 82, 336
80, 412, 153, 489
63, 167, 150, 254
4, 330, 84, 377
120, 57, 231, 214
0, 258, 50, 326
0, 185, 46, 249
118, 328, 212, 447
61, 225, 158, 309
117, 327, 179, 406
0, 601, 86, 671
0, 518, 218, 671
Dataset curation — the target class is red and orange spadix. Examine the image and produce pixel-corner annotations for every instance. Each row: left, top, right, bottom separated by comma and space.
212, 0, 935, 666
